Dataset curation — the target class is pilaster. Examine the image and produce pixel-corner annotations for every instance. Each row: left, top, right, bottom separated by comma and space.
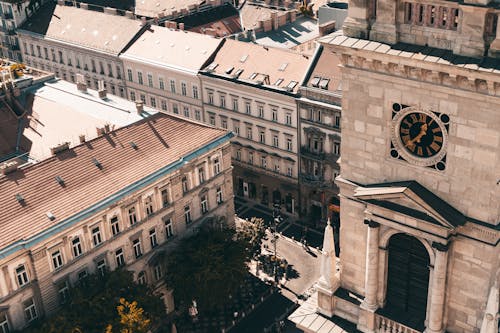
425, 242, 449, 333
488, 13, 500, 58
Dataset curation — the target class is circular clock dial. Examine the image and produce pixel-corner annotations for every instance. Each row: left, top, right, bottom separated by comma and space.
399, 112, 444, 158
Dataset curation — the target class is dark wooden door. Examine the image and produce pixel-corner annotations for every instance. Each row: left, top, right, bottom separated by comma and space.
385, 233, 429, 330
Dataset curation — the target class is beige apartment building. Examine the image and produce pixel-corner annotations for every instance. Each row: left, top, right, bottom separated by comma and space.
0, 113, 234, 331
297, 44, 342, 224
17, 2, 146, 98
119, 25, 222, 122
291, 0, 500, 332
199, 39, 312, 214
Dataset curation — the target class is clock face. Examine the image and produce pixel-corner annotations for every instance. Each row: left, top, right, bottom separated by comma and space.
399, 112, 444, 158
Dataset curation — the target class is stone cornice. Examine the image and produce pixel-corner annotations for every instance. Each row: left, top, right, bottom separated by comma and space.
332, 47, 500, 97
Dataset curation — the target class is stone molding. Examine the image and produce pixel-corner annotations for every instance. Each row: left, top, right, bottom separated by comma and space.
364, 219, 380, 228
431, 241, 449, 252
337, 52, 500, 97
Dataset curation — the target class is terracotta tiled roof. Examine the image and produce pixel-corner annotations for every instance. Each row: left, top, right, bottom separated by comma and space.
0, 113, 229, 252
135, 0, 205, 18
205, 39, 312, 93
19, 3, 144, 55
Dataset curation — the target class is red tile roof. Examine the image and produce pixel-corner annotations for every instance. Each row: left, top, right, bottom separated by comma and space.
0, 113, 229, 252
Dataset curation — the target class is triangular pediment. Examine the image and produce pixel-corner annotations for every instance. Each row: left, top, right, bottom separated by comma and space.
354, 181, 466, 229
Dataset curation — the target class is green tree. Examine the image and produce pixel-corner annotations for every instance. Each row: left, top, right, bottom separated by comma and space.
164, 223, 249, 311
236, 217, 267, 260
20, 270, 164, 333
105, 298, 151, 333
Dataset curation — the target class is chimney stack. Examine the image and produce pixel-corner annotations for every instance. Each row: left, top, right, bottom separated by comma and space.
179, 22, 185, 30
50, 142, 70, 155
76, 73, 87, 92
136, 101, 144, 115
97, 80, 107, 99
79, 134, 86, 143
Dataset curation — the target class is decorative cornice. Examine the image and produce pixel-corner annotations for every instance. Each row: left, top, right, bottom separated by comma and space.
364, 219, 380, 228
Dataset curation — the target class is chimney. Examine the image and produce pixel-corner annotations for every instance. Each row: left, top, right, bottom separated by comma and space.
50, 142, 70, 155
179, 22, 185, 30
80, 3, 88, 10
76, 73, 87, 92
104, 124, 110, 132
79, 134, 86, 143
96, 127, 105, 136
271, 11, 279, 30
135, 101, 144, 114
0, 160, 18, 175
57, 0, 64, 5
97, 80, 107, 99
290, 10, 296, 22
104, 7, 118, 15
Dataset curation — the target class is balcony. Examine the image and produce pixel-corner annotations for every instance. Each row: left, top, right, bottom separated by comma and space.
375, 314, 421, 333
300, 146, 325, 160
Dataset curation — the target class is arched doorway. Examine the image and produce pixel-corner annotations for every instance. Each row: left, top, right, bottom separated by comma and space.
384, 233, 429, 331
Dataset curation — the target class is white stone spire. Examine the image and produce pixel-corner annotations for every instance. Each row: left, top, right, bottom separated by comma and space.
318, 218, 340, 291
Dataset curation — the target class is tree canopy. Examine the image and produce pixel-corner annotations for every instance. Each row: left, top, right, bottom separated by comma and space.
21, 270, 164, 333
164, 223, 250, 311
236, 217, 267, 260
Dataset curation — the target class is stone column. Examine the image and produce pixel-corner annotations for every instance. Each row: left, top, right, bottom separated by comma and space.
363, 219, 380, 310
488, 13, 500, 57
426, 242, 449, 333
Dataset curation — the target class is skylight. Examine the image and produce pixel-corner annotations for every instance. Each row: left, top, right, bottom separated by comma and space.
310, 77, 321, 87
319, 78, 330, 89
286, 81, 298, 90
274, 78, 284, 86
278, 63, 288, 71
249, 73, 258, 80
240, 54, 248, 63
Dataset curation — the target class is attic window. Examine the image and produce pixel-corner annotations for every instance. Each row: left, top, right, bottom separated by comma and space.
310, 76, 320, 87
286, 81, 298, 90
234, 69, 244, 78
92, 158, 103, 170
278, 63, 288, 71
46, 211, 56, 221
274, 78, 284, 86
55, 176, 65, 186
319, 78, 330, 89
207, 62, 218, 71
240, 54, 248, 63
15, 193, 25, 204
249, 73, 257, 80
225, 66, 234, 74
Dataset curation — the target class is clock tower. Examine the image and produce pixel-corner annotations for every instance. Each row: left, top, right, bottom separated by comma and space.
316, 0, 500, 332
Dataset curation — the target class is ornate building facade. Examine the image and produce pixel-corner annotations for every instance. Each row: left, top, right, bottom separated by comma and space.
310, 1, 500, 332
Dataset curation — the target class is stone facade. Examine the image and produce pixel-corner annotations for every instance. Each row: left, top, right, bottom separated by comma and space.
315, 1, 500, 332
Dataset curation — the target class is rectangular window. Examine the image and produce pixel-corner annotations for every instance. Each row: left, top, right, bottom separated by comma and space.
111, 216, 120, 236
261, 156, 267, 169
78, 270, 88, 282
97, 259, 107, 276
182, 176, 189, 193
150, 97, 156, 108
221, 118, 227, 129
259, 131, 265, 144
184, 206, 192, 224
192, 86, 199, 99
107, 63, 113, 77
130, 91, 136, 101
0, 313, 8, 333
161, 100, 167, 111
127, 69, 133, 82
159, 77, 165, 90
147, 73, 153, 87
145, 196, 154, 215
287, 138, 293, 151
24, 299, 37, 322
274, 163, 280, 173
72, 237, 83, 258
248, 152, 254, 164
195, 110, 201, 120
201, 195, 208, 214
128, 207, 137, 225
333, 142, 341, 155
258, 105, 264, 118
91, 59, 96, 72
44, 47, 49, 60
154, 264, 163, 280
245, 102, 251, 114
183, 106, 190, 117
209, 114, 215, 126
137, 71, 143, 85
220, 95, 226, 108
208, 92, 214, 105
116, 65, 122, 79
161, 189, 169, 208
58, 281, 70, 304
173, 103, 179, 114
140, 94, 146, 103
216, 187, 223, 204
133, 239, 142, 258
335, 114, 341, 127
165, 218, 174, 238
246, 127, 252, 140
36, 45, 41, 57
198, 167, 205, 184
115, 249, 125, 267
181, 82, 187, 96
272, 135, 279, 147
287, 166, 293, 177
149, 228, 158, 248
272, 109, 278, 122
137, 271, 147, 285
91, 227, 102, 247
52, 250, 63, 270
236, 150, 241, 161
232, 98, 238, 111
170, 80, 176, 93
213, 158, 221, 175
234, 123, 240, 136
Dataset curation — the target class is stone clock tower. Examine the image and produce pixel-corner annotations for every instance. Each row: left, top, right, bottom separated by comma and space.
316, 0, 500, 332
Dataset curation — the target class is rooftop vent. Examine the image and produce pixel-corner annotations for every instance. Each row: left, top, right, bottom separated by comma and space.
55, 176, 65, 186
46, 211, 56, 221
225, 66, 234, 74
92, 158, 103, 170
15, 193, 25, 205
130, 142, 138, 150
50, 142, 70, 155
